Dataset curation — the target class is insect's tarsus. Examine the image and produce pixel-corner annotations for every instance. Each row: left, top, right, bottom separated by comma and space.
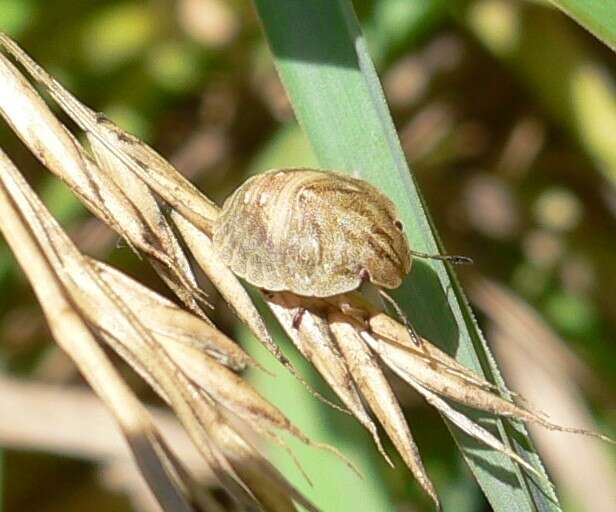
378, 288, 423, 347
292, 307, 306, 329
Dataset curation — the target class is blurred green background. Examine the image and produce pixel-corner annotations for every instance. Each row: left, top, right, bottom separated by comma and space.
0, 1, 614, 511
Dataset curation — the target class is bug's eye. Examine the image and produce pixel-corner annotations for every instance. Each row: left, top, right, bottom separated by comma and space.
394, 220, 403, 231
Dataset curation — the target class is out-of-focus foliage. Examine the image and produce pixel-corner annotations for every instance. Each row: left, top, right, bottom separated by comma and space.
0, 1, 614, 512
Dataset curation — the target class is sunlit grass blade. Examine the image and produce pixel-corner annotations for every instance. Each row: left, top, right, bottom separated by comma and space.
254, 0, 561, 510
547, 0, 616, 51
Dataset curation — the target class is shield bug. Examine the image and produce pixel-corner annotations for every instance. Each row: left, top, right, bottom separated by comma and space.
212, 168, 470, 341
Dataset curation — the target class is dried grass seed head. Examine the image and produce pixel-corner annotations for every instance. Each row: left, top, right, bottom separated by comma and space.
213, 168, 412, 297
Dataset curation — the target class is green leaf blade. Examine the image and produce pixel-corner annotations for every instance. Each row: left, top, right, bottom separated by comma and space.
254, 1, 562, 510
548, 0, 616, 51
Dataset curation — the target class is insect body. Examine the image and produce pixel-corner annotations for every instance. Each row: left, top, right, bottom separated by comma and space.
213, 169, 412, 297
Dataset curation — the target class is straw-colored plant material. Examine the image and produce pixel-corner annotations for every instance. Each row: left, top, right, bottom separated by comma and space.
328, 311, 437, 505
0, 375, 201, 468
0, 149, 195, 512
0, 146, 318, 510
0, 47, 207, 319
0, 33, 613, 511
0, 376, 215, 512
0, 31, 346, 411
266, 291, 388, 454
0, 32, 318, 395
263, 291, 614, 509
472, 279, 616, 512
89, 260, 252, 371
0, 34, 219, 232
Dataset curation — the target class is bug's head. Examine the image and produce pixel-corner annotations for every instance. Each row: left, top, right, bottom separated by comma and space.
361, 218, 412, 290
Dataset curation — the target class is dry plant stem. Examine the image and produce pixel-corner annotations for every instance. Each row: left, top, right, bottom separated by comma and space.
0, 147, 314, 510
0, 32, 323, 418
87, 136, 208, 317
0, 375, 204, 474
160, 338, 358, 475
0, 39, 242, 503
265, 292, 389, 456
0, 33, 219, 233
328, 311, 440, 510
90, 259, 252, 371
0, 149, 194, 512
0, 52, 131, 238
0, 33, 347, 423
0, 36, 321, 506
360, 305, 614, 443
271, 290, 613, 493
77, 268, 280, 507
472, 279, 616, 512
171, 211, 280, 369
0, 49, 206, 319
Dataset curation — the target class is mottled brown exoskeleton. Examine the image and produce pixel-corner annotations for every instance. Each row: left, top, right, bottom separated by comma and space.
213, 168, 469, 340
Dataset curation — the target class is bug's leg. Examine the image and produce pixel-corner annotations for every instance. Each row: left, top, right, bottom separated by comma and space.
406, 321, 423, 348
292, 307, 306, 329
378, 288, 423, 347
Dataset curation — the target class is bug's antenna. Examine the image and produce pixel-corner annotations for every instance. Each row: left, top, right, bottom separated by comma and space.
410, 250, 473, 265
378, 288, 423, 347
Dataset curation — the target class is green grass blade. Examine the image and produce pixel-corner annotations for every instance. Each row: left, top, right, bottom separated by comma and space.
547, 0, 616, 51
253, 1, 561, 510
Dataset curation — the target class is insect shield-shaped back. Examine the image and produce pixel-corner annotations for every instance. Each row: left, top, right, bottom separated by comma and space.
212, 169, 412, 297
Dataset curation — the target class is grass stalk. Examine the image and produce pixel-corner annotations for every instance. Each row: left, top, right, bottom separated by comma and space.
253, 1, 561, 510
